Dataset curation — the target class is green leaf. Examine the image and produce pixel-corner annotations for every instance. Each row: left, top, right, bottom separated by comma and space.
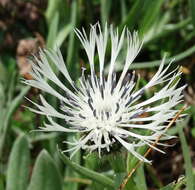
122, 177, 140, 190
120, 0, 144, 30
0, 177, 4, 190
114, 173, 139, 190
7, 71, 17, 105
114, 173, 126, 189
58, 150, 115, 188
28, 150, 62, 190
191, 127, 195, 138
66, 0, 79, 80
145, 18, 190, 44
0, 61, 7, 84
108, 153, 126, 173
45, 0, 61, 25
84, 153, 99, 171
100, 0, 111, 26
0, 86, 30, 157
0, 83, 5, 111
146, 165, 163, 188
46, 12, 59, 49
64, 134, 81, 190
90, 181, 108, 190
120, 0, 127, 23
6, 135, 30, 190
139, 0, 164, 35
189, 0, 195, 28
134, 165, 147, 190
178, 118, 195, 190
55, 24, 72, 48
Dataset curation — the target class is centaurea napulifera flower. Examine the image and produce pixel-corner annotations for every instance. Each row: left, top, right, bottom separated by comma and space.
23, 24, 185, 162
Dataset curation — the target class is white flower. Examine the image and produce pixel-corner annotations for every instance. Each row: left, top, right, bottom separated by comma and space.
23, 23, 185, 162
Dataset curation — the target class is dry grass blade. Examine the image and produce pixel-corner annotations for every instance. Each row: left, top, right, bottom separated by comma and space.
118, 105, 187, 190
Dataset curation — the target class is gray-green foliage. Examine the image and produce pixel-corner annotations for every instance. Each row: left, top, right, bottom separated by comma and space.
6, 135, 30, 190
28, 150, 63, 190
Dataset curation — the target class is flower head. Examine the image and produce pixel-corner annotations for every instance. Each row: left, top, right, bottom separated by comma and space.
23, 23, 185, 162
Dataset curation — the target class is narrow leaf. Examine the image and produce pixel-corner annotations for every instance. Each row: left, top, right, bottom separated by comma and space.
0, 86, 30, 157
55, 24, 72, 48
178, 119, 195, 190
189, 0, 195, 28
6, 135, 30, 190
108, 153, 126, 173
45, 0, 61, 24
64, 134, 81, 190
66, 0, 79, 80
0, 177, 4, 190
135, 165, 147, 190
120, 0, 144, 30
28, 150, 62, 190
46, 12, 59, 49
139, 0, 164, 35
100, 0, 111, 26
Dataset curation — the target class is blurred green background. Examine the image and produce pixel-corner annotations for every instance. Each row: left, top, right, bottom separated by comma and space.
0, 0, 195, 190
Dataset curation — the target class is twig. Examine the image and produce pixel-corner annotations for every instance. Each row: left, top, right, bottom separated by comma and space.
118, 105, 187, 190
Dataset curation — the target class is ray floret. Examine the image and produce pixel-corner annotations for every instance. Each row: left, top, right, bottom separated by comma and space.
23, 23, 185, 162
